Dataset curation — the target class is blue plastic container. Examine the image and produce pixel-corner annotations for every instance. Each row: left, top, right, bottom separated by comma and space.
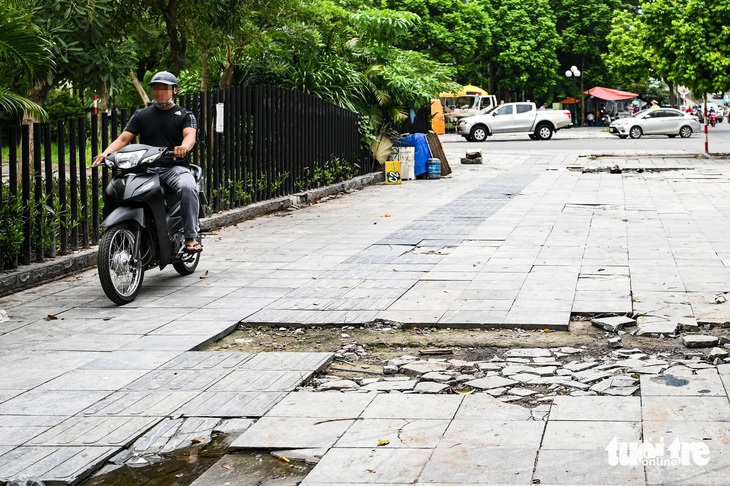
426, 158, 441, 179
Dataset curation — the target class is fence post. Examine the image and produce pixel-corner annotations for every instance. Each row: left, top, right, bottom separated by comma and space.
43, 122, 56, 258
21, 125, 31, 265
69, 119, 79, 251
91, 113, 100, 243
58, 120, 68, 255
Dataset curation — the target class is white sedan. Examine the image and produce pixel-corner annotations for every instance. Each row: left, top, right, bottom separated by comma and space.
609, 108, 701, 139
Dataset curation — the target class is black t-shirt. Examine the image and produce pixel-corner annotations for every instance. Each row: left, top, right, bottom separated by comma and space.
124, 105, 197, 162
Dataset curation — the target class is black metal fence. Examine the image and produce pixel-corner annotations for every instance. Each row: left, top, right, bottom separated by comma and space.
0, 85, 376, 270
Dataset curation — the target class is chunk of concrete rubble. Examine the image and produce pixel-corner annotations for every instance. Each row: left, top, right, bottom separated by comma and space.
633, 321, 679, 336
592, 316, 637, 333
387, 356, 420, 367
572, 368, 617, 383
563, 361, 598, 372
531, 405, 551, 421
400, 361, 452, 376
504, 348, 552, 358
361, 380, 417, 391
383, 365, 398, 375
556, 347, 583, 354
478, 363, 504, 371
498, 396, 522, 402
709, 347, 729, 359
508, 387, 536, 397
501, 365, 557, 377
421, 372, 453, 383
318, 379, 359, 391
570, 390, 598, 396
466, 376, 518, 390
509, 373, 540, 383
608, 336, 623, 348
681, 334, 719, 348
271, 448, 326, 465
484, 387, 507, 396
413, 382, 450, 394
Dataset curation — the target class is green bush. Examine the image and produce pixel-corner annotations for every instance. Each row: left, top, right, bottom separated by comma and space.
45, 89, 87, 126
0, 191, 24, 269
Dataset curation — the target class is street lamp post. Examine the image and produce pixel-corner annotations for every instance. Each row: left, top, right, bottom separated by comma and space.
565, 66, 581, 127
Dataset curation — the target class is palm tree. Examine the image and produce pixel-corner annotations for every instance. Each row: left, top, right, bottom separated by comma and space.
0, 7, 51, 120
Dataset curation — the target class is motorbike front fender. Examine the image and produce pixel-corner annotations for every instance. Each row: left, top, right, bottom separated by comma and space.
101, 207, 146, 229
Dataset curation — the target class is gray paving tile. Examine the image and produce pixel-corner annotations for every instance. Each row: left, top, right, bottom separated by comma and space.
28, 416, 161, 446
335, 418, 449, 448
123, 369, 228, 391
115, 334, 213, 351
78, 350, 181, 370
0, 391, 110, 417
304, 448, 433, 484
642, 421, 730, 454
240, 352, 333, 371
439, 420, 545, 449
36, 369, 150, 391
0, 445, 119, 484
37, 333, 141, 351
230, 416, 354, 449
0, 368, 67, 390
640, 367, 725, 396
645, 455, 730, 485
209, 370, 315, 391
534, 449, 645, 485
81, 390, 201, 417
542, 421, 641, 450
642, 396, 730, 421
419, 447, 536, 484
549, 396, 641, 421
361, 394, 463, 420
453, 394, 533, 421
159, 351, 253, 369
175, 391, 287, 417
264, 392, 376, 418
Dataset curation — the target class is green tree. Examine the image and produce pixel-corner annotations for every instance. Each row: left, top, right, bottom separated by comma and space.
382, 0, 493, 87
604, 10, 652, 95
0, 7, 50, 120
488, 0, 560, 101
642, 0, 730, 101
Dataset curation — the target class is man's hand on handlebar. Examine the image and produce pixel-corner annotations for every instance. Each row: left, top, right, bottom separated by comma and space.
92, 154, 107, 167
172, 146, 189, 160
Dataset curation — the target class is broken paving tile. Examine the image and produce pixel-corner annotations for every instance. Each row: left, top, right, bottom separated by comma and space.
681, 335, 719, 348
504, 348, 552, 358
563, 361, 599, 372
413, 382, 450, 394
592, 316, 636, 333
465, 376, 518, 390
634, 321, 679, 336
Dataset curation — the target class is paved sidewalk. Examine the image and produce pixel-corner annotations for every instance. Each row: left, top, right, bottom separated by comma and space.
1, 142, 730, 484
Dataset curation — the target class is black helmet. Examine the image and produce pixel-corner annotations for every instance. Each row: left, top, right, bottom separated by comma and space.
149, 71, 178, 86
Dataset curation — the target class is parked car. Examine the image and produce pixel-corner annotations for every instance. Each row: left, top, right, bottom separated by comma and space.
608, 108, 701, 139
456, 102, 572, 142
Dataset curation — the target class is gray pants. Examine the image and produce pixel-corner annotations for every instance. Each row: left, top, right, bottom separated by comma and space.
155, 165, 200, 240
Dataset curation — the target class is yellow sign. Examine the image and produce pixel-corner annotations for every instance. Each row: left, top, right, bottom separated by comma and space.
385, 160, 401, 185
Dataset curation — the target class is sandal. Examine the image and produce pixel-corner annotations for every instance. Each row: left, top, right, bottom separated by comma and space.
184, 241, 203, 253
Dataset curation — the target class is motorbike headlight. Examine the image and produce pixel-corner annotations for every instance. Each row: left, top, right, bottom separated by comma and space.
114, 150, 147, 169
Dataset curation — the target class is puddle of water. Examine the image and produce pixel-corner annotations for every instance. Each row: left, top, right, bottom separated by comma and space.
79, 435, 312, 486
651, 374, 689, 387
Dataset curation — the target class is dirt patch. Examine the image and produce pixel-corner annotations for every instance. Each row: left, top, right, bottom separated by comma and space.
205, 318, 694, 373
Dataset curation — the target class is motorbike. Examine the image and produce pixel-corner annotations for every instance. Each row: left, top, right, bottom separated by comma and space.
709, 112, 718, 127
97, 144, 205, 305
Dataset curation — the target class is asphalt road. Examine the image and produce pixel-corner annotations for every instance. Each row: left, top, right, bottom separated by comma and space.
442, 121, 730, 154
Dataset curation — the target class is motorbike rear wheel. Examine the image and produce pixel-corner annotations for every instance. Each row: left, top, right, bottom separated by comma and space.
98, 222, 145, 305
173, 250, 200, 276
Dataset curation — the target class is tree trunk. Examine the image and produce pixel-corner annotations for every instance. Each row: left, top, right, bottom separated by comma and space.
21, 78, 50, 178
220, 44, 245, 88
158, 0, 186, 75
487, 62, 495, 96
129, 70, 150, 105
201, 47, 209, 92
666, 80, 676, 107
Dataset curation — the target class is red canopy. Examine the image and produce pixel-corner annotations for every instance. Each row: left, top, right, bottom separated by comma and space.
585, 87, 638, 101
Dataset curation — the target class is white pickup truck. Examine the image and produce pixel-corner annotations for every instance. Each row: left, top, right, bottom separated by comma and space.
457, 102, 572, 141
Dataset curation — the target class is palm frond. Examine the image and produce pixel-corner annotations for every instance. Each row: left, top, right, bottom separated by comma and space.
0, 86, 48, 121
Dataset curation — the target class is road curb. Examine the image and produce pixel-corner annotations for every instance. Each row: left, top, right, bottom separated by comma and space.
0, 171, 384, 298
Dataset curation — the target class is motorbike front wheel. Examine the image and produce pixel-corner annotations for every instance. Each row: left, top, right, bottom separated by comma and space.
98, 222, 145, 305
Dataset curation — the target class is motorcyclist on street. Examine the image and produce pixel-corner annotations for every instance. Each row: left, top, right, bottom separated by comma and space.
93, 71, 202, 253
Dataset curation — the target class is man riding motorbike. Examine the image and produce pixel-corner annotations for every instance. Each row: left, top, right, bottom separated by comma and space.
93, 71, 202, 253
